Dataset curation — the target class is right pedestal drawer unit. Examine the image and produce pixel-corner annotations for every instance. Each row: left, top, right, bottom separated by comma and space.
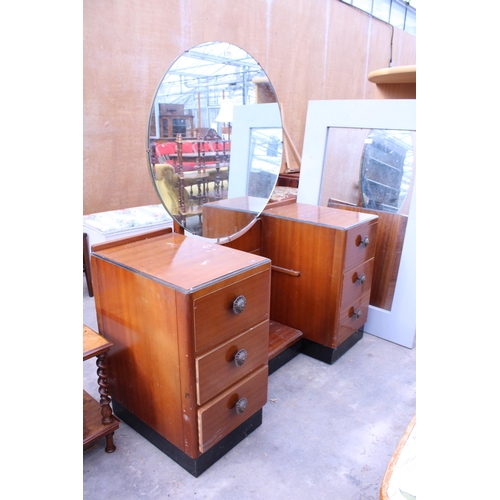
261, 203, 378, 364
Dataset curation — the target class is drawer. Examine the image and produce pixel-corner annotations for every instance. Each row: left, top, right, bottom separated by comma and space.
343, 220, 378, 272
196, 320, 269, 406
336, 292, 371, 347
340, 258, 374, 310
198, 365, 268, 453
194, 269, 270, 352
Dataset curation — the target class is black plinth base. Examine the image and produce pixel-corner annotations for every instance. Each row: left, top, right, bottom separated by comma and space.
301, 328, 364, 365
268, 339, 304, 375
112, 401, 263, 477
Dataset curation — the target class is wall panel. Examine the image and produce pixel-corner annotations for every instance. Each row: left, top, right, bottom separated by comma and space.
83, 0, 415, 215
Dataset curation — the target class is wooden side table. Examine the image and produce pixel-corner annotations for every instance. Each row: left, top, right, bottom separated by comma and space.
83, 325, 120, 453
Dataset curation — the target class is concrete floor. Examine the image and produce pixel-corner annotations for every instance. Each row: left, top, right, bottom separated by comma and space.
83, 277, 416, 500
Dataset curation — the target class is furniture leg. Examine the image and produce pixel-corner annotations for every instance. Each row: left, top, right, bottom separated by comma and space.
83, 232, 94, 297
96, 353, 113, 425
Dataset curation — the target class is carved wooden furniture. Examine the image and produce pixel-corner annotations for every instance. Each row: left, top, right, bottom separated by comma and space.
83, 325, 120, 453
160, 115, 195, 138
91, 229, 272, 476
260, 203, 378, 364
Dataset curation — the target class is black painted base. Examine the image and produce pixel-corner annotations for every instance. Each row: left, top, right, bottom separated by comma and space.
300, 327, 364, 365
268, 339, 304, 375
112, 400, 263, 477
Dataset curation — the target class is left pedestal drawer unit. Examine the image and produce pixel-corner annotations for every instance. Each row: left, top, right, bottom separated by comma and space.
90, 229, 271, 476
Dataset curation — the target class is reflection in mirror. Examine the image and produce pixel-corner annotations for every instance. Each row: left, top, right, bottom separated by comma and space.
248, 128, 283, 199
148, 42, 283, 242
360, 130, 413, 213
321, 126, 416, 312
319, 128, 415, 216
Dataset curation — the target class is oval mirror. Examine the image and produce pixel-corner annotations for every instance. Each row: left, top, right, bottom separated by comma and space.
148, 41, 283, 243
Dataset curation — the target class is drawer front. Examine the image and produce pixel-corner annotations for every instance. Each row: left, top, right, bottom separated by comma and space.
343, 220, 378, 271
194, 269, 270, 352
336, 292, 371, 347
340, 258, 374, 310
196, 320, 269, 406
198, 365, 268, 453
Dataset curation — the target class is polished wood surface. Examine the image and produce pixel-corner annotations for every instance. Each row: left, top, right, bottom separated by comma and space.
197, 366, 268, 453
83, 325, 112, 360
222, 218, 262, 254
268, 320, 303, 359
91, 231, 271, 460
264, 203, 377, 229
193, 269, 270, 352
196, 321, 269, 405
340, 259, 375, 309
327, 201, 407, 310
92, 230, 266, 292
261, 203, 378, 348
202, 197, 264, 240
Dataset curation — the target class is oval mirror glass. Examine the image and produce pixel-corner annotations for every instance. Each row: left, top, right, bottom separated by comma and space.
148, 42, 283, 242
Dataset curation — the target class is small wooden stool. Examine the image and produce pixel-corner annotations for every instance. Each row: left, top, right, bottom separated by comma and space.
83, 325, 120, 453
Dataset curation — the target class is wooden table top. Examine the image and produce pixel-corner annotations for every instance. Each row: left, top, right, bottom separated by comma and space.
263, 203, 378, 229
91, 232, 270, 292
83, 325, 113, 361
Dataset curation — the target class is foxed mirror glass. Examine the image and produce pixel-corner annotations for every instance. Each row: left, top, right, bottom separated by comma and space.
147, 41, 283, 242
320, 128, 415, 215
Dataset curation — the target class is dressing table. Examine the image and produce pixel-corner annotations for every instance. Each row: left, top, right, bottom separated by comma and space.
90, 41, 379, 476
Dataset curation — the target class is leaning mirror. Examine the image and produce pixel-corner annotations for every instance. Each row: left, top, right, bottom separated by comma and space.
319, 127, 415, 215
147, 41, 283, 242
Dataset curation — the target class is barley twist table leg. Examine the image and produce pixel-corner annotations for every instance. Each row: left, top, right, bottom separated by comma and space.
96, 353, 113, 423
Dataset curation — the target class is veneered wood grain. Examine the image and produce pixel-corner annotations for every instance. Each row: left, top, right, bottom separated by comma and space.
328, 201, 407, 310
193, 269, 270, 352
268, 321, 303, 359
91, 257, 187, 451
92, 231, 270, 293
197, 366, 268, 453
91, 230, 272, 458
222, 218, 262, 254
344, 220, 378, 271
196, 320, 269, 406
261, 204, 378, 348
337, 291, 371, 346
261, 215, 338, 346
202, 197, 262, 240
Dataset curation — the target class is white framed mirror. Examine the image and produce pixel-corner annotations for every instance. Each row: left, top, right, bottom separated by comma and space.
298, 99, 416, 348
